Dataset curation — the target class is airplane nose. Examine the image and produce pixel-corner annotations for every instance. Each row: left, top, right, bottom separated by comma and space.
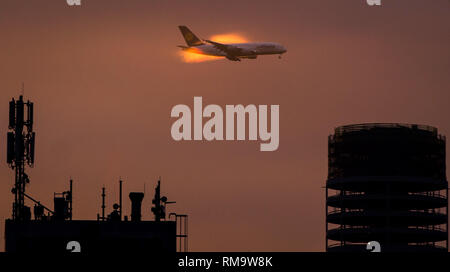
280, 46, 287, 54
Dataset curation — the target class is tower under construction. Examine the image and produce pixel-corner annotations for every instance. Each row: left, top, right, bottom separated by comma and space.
326, 123, 448, 252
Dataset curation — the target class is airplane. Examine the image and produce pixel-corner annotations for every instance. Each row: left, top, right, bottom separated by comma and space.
177, 26, 287, 61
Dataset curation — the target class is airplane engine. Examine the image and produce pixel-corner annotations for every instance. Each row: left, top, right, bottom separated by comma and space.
226, 55, 241, 61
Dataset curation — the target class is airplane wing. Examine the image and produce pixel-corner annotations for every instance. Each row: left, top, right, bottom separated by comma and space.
204, 40, 242, 61
204, 40, 239, 53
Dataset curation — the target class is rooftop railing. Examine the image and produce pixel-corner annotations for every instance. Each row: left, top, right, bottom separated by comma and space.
333, 123, 439, 136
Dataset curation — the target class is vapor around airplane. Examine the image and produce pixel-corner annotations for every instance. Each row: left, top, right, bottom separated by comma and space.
177, 26, 287, 62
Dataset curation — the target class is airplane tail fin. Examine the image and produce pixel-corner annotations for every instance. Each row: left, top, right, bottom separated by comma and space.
178, 26, 203, 46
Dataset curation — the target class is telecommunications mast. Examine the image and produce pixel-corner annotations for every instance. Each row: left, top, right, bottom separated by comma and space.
7, 95, 35, 221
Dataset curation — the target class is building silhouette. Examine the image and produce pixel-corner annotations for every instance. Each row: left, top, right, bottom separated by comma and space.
326, 123, 448, 252
4, 95, 188, 253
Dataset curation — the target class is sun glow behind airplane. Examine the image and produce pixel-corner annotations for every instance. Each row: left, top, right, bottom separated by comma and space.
179, 33, 249, 63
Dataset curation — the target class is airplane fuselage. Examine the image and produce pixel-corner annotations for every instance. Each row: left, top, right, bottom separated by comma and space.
185, 42, 287, 57
177, 26, 287, 61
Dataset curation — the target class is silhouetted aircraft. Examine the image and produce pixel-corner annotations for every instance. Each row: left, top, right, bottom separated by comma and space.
177, 26, 287, 61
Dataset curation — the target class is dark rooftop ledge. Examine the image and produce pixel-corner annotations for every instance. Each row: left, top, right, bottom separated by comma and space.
334, 123, 438, 136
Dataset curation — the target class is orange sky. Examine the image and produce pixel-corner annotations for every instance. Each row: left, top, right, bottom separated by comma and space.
0, 0, 449, 252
